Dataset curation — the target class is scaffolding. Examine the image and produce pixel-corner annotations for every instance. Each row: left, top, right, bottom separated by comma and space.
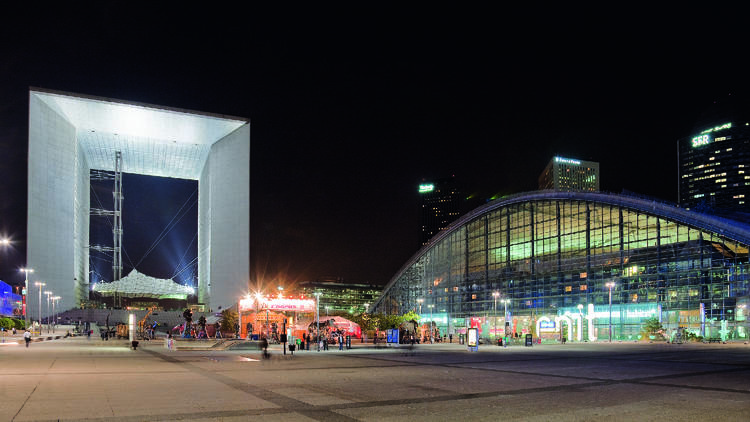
90, 151, 124, 307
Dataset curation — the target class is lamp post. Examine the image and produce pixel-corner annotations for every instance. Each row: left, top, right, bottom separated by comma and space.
577, 303, 584, 342
20, 268, 33, 329
427, 304, 434, 343
314, 292, 321, 351
52, 296, 60, 333
492, 291, 500, 340
606, 281, 616, 342
44, 290, 52, 333
34, 281, 45, 335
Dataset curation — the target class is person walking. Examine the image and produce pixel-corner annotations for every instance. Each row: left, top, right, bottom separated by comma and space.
24, 329, 31, 348
260, 336, 269, 359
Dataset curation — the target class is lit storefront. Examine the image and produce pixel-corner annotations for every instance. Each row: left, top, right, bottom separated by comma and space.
372, 191, 750, 342
238, 295, 315, 340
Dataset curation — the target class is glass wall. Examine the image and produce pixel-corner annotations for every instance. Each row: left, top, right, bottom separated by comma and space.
374, 196, 750, 342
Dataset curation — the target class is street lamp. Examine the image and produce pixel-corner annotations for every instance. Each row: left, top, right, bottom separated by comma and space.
44, 290, 52, 332
20, 268, 33, 328
52, 296, 60, 333
34, 281, 45, 335
492, 291, 500, 340
314, 292, 321, 351
427, 304, 435, 343
606, 281, 616, 342
502, 298, 510, 341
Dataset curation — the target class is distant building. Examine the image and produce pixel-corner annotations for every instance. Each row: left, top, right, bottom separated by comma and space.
298, 278, 382, 315
539, 156, 600, 192
419, 177, 462, 245
678, 121, 750, 213
0, 280, 22, 318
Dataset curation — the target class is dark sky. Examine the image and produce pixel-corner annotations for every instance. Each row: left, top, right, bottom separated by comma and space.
1, 5, 748, 290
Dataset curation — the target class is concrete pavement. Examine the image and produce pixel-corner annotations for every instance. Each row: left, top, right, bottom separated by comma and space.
2, 336, 750, 421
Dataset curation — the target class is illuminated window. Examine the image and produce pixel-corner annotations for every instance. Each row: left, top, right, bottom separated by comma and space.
580, 285, 587, 291
565, 286, 572, 292
471, 294, 477, 300
579, 272, 587, 279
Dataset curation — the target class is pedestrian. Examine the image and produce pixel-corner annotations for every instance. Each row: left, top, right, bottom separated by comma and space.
260, 336, 269, 359
338, 334, 344, 350
24, 329, 31, 348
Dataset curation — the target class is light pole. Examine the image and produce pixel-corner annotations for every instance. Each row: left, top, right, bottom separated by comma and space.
52, 296, 60, 333
20, 268, 33, 329
427, 304, 435, 343
314, 292, 321, 351
34, 281, 45, 335
492, 291, 500, 340
44, 290, 52, 332
606, 281, 616, 342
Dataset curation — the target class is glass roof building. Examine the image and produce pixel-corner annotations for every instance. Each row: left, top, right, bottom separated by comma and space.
371, 191, 750, 342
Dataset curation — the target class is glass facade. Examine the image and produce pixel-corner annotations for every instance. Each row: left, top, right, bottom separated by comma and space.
372, 191, 750, 342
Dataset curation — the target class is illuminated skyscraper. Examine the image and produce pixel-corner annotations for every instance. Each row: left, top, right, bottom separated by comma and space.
678, 122, 750, 211
419, 177, 462, 245
538, 156, 600, 192
678, 95, 750, 212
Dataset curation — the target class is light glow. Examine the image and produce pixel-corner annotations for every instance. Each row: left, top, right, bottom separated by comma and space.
554, 156, 581, 165
419, 184, 435, 193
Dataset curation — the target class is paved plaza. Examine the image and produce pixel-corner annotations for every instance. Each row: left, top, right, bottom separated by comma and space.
2, 335, 750, 421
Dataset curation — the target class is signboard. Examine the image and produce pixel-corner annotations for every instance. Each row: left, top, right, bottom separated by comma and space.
419, 184, 435, 193
467, 327, 478, 347
540, 320, 556, 330
387, 328, 399, 344
240, 296, 316, 312
555, 156, 581, 165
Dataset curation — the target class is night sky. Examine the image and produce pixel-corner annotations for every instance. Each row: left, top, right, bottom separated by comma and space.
1, 5, 749, 291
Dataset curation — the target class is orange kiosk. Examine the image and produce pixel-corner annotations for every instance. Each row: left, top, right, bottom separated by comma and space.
238, 295, 316, 340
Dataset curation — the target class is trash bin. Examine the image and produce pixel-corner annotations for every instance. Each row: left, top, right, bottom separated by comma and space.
525, 334, 533, 347
459, 334, 464, 345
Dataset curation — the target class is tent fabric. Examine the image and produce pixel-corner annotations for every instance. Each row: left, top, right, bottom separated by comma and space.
92, 269, 194, 299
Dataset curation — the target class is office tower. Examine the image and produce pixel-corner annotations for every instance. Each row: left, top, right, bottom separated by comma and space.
539, 156, 600, 192
419, 177, 462, 245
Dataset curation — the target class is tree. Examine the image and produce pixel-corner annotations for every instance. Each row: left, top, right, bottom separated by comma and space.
642, 317, 665, 341
218, 309, 237, 334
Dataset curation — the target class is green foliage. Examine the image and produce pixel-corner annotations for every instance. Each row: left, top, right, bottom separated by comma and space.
375, 313, 402, 330
349, 312, 377, 332
400, 311, 420, 324
641, 317, 665, 341
0, 317, 24, 330
218, 309, 237, 333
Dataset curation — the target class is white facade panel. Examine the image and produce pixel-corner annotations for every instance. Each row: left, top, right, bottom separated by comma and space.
207, 124, 250, 310
28, 89, 250, 318
28, 94, 79, 318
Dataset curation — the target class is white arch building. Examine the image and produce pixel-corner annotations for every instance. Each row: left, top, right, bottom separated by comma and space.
27, 88, 249, 318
